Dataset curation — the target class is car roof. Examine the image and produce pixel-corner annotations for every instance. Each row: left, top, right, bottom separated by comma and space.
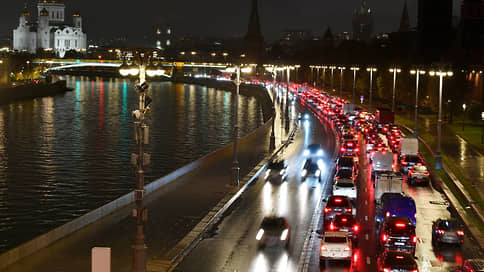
323, 231, 348, 237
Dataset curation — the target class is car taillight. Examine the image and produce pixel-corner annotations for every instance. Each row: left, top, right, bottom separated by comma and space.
345, 208, 352, 213
457, 230, 464, 236
395, 223, 406, 228
353, 225, 359, 232
329, 223, 335, 231
340, 147, 346, 152
437, 229, 445, 235
344, 246, 351, 251
321, 245, 327, 251
382, 234, 388, 242
324, 207, 331, 213
401, 161, 408, 165
412, 236, 417, 243
355, 148, 359, 152
383, 268, 391, 272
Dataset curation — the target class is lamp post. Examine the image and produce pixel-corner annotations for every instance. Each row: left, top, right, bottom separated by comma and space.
322, 65, 327, 90
119, 51, 155, 272
481, 112, 484, 144
366, 67, 377, 113
389, 67, 401, 112
310, 65, 315, 86
429, 70, 453, 170
338, 66, 346, 99
350, 67, 359, 105
226, 65, 252, 186
329, 66, 336, 93
462, 103, 467, 130
315, 66, 321, 87
410, 69, 426, 138
295, 65, 300, 83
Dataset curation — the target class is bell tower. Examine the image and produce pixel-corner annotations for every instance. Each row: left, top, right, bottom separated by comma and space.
244, 0, 265, 63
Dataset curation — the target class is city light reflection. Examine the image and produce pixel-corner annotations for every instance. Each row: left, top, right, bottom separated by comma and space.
262, 181, 273, 215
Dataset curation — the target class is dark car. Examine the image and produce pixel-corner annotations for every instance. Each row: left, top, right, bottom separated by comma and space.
256, 216, 290, 249
377, 250, 418, 272
333, 168, 356, 184
336, 156, 357, 174
379, 217, 417, 255
376, 193, 417, 226
340, 140, 359, 154
303, 143, 324, 157
326, 213, 360, 245
432, 218, 465, 246
400, 154, 423, 173
301, 158, 322, 181
457, 259, 484, 272
264, 158, 288, 182
323, 195, 354, 222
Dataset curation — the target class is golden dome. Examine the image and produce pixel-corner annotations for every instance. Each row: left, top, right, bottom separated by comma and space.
40, 8, 49, 16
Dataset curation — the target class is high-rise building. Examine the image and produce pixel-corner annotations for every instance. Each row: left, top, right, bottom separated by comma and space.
417, 0, 453, 61
12, 1, 87, 58
244, 0, 265, 63
352, 1, 374, 42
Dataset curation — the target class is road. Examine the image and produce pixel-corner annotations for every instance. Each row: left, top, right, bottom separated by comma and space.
173, 96, 338, 271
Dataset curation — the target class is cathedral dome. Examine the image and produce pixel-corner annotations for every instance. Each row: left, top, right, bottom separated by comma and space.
72, 11, 81, 17
40, 8, 49, 16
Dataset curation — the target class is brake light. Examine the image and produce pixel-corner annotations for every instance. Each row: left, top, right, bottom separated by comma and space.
340, 147, 346, 152
347, 142, 353, 147
412, 236, 417, 243
345, 208, 352, 213
410, 270, 418, 272
324, 207, 331, 213
383, 268, 391, 272
334, 198, 342, 203
396, 256, 404, 259
344, 246, 351, 251
329, 223, 335, 230
341, 218, 348, 222
382, 234, 388, 242
321, 245, 327, 251
401, 161, 408, 165
353, 225, 359, 232
437, 229, 445, 235
457, 230, 464, 236
355, 148, 359, 152
395, 223, 406, 228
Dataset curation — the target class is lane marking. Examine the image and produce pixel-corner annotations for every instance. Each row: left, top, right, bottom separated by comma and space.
365, 216, 368, 221
365, 234, 369, 240
364, 188, 367, 192
365, 200, 368, 205
366, 257, 371, 265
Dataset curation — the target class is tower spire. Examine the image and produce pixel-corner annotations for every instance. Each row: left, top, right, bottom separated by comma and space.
399, 0, 411, 32
244, 0, 264, 63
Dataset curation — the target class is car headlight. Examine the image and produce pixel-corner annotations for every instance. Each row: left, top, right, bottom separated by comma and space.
280, 229, 289, 241
316, 170, 321, 177
256, 229, 264, 240
317, 150, 323, 156
304, 113, 310, 120
303, 150, 310, 156
301, 169, 307, 177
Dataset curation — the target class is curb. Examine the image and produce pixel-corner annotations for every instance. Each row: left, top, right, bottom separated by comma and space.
153, 116, 299, 272
397, 122, 484, 250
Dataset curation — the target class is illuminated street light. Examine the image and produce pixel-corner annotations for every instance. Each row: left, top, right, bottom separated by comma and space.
338, 66, 346, 99
350, 67, 359, 105
429, 69, 453, 170
389, 67, 401, 112
366, 67, 377, 113
481, 112, 484, 144
410, 69, 426, 138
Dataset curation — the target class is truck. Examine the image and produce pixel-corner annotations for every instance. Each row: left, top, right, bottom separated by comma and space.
343, 103, 355, 115
371, 151, 394, 180
400, 137, 418, 157
376, 108, 394, 124
374, 172, 404, 204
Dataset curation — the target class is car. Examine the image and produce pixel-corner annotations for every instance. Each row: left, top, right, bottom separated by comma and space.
432, 218, 465, 246
333, 168, 356, 184
264, 158, 288, 182
400, 154, 423, 173
319, 231, 352, 262
340, 140, 359, 154
457, 259, 484, 272
323, 195, 354, 221
378, 217, 417, 255
256, 216, 290, 249
301, 158, 322, 181
326, 213, 359, 245
407, 164, 430, 186
303, 143, 324, 157
376, 193, 416, 226
377, 250, 419, 272
336, 156, 357, 171
333, 179, 357, 200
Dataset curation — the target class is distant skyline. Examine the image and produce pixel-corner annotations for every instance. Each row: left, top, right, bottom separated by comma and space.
0, 0, 462, 43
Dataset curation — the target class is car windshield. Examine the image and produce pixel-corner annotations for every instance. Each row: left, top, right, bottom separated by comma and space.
337, 169, 353, 179
336, 181, 354, 188
406, 155, 421, 163
328, 197, 350, 207
384, 252, 416, 267
268, 160, 285, 170
437, 220, 461, 230
413, 165, 427, 172
324, 236, 347, 243
261, 217, 286, 230
307, 144, 321, 152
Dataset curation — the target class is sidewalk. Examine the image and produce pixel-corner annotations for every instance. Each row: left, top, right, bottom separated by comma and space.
3, 86, 293, 272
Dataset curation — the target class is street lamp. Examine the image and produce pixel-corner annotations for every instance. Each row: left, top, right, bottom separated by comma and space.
462, 103, 467, 130
366, 67, 377, 113
322, 66, 328, 89
225, 65, 252, 186
329, 66, 336, 93
338, 66, 346, 99
119, 51, 154, 272
481, 112, 484, 144
410, 69, 426, 138
429, 70, 453, 170
389, 67, 401, 112
294, 65, 300, 83
350, 67, 359, 105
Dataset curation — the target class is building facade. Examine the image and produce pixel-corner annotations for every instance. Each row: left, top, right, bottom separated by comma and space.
13, 1, 87, 58
352, 1, 374, 42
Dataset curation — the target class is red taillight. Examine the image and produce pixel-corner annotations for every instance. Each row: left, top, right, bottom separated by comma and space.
353, 225, 359, 232
457, 230, 464, 236
437, 229, 445, 235
321, 245, 327, 251
345, 208, 352, 213
335, 198, 342, 203
401, 161, 408, 165
383, 268, 391, 272
355, 148, 359, 152
347, 142, 353, 147
412, 236, 417, 243
340, 147, 346, 152
329, 223, 335, 230
341, 218, 348, 222
395, 223, 406, 228
382, 234, 388, 242
324, 207, 331, 213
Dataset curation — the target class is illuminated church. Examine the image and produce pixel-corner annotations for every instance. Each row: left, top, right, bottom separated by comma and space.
13, 1, 87, 58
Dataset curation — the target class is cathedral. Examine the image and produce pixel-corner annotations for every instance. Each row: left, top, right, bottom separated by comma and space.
13, 0, 87, 58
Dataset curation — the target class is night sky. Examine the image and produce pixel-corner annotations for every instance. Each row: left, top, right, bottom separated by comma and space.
0, 0, 462, 43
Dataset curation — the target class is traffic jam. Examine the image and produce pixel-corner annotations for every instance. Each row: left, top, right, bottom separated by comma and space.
284, 83, 480, 271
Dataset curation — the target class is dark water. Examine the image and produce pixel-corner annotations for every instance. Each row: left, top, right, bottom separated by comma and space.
0, 76, 265, 253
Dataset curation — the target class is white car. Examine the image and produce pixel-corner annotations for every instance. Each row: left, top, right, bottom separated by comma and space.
320, 231, 352, 261
333, 179, 357, 200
